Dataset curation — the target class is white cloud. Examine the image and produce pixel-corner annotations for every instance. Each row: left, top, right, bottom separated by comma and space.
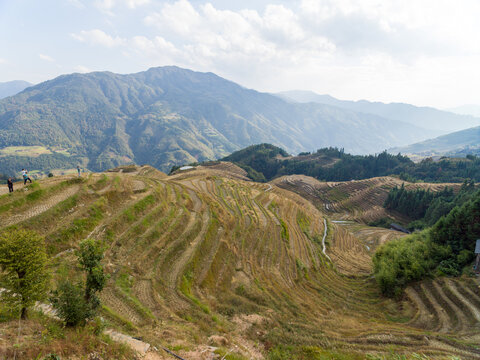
143, 0, 334, 70
0, 58, 7, 65
39, 54, 55, 62
5, 0, 479, 108
95, 0, 150, 11
71, 29, 126, 48
125, 0, 150, 8
132, 36, 177, 53
67, 0, 85, 9
133, 0, 480, 107
74, 65, 91, 73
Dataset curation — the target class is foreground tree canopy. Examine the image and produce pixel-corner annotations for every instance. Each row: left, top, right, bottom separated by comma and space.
0, 229, 49, 319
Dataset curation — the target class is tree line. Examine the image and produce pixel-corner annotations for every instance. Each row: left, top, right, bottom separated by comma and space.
373, 188, 480, 296
383, 180, 476, 230
222, 144, 480, 183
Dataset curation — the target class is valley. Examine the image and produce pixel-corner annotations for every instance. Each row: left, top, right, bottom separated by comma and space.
1, 163, 480, 359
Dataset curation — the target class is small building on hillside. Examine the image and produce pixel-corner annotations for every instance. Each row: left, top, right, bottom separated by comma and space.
390, 223, 411, 234
474, 240, 480, 273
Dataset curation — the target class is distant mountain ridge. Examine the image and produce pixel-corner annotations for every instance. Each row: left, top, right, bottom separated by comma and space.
447, 104, 480, 118
278, 90, 480, 133
0, 80, 32, 99
0, 67, 440, 174
390, 126, 480, 157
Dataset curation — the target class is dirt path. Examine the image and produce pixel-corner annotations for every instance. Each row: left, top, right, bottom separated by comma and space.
105, 329, 151, 355
1, 185, 80, 227
321, 218, 331, 262
187, 189, 203, 212
104, 330, 177, 359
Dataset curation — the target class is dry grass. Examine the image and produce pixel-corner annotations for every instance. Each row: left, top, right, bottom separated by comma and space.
1, 168, 479, 359
0, 312, 134, 359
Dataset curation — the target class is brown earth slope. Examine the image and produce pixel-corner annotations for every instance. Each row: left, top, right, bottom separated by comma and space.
272, 174, 461, 223
0, 167, 479, 359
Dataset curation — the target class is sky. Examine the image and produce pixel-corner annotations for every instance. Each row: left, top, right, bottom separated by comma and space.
0, 0, 479, 108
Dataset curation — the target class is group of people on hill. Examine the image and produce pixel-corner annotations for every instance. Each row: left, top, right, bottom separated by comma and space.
6, 168, 32, 193
5, 166, 82, 193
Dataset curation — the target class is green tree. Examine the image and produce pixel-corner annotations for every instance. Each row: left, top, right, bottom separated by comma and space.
77, 238, 107, 308
0, 229, 49, 319
50, 281, 91, 326
51, 238, 107, 326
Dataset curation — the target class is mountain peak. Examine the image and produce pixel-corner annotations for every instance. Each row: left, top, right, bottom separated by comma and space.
0, 80, 33, 99
0, 66, 442, 174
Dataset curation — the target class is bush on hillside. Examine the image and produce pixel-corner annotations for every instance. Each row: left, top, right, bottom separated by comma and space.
50, 281, 92, 326
51, 238, 107, 326
374, 189, 480, 296
373, 233, 447, 297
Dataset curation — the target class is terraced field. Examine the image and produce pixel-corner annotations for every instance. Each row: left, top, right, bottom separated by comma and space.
272, 174, 462, 223
1, 165, 480, 359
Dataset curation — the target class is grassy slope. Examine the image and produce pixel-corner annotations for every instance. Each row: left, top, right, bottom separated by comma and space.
1, 166, 480, 359
272, 174, 462, 223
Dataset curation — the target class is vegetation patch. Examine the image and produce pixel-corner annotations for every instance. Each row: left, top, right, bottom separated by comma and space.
0, 146, 52, 157
374, 189, 480, 296
180, 271, 211, 314
224, 144, 480, 183
384, 180, 477, 230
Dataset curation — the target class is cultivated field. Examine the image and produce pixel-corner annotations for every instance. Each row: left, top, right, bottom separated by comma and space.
1, 165, 479, 359
272, 174, 462, 223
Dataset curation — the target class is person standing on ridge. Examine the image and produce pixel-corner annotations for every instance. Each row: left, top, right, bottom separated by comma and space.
77, 165, 81, 177
22, 169, 32, 185
7, 177, 14, 193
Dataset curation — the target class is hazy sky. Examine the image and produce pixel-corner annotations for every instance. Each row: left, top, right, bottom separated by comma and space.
1, 0, 479, 108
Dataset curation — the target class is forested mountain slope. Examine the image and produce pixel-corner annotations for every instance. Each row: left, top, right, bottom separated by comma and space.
223, 144, 480, 183
0, 67, 437, 175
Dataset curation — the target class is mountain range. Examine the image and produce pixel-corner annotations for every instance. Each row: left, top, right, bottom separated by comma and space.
0, 80, 32, 99
278, 90, 480, 133
391, 125, 480, 157
0, 67, 454, 174
447, 104, 480, 118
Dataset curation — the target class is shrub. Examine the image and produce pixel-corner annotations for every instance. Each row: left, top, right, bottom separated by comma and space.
51, 281, 92, 326
51, 239, 107, 326
436, 259, 461, 276
373, 233, 443, 297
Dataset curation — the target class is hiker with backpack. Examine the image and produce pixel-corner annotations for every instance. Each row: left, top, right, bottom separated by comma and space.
7, 177, 14, 193
22, 169, 32, 185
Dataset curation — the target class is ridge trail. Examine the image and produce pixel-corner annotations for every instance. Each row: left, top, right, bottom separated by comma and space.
322, 218, 331, 262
